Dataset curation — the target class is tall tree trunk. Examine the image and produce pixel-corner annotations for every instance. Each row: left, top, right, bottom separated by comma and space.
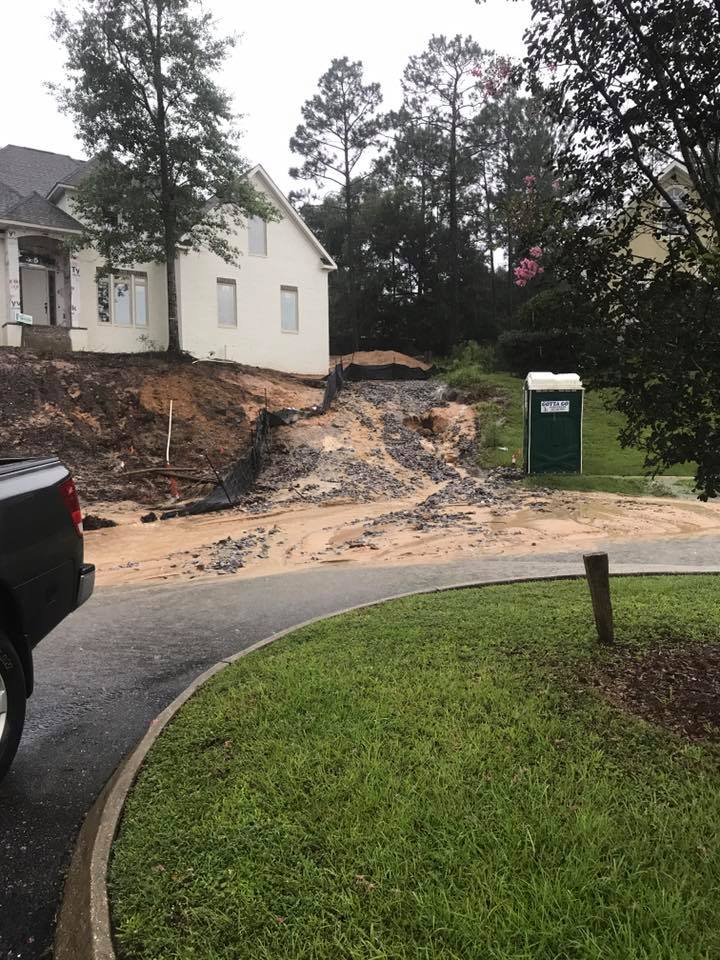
165, 246, 180, 354
507, 218, 514, 323
448, 91, 460, 349
343, 123, 359, 351
419, 172, 427, 299
148, 0, 181, 354
481, 158, 497, 329
504, 125, 514, 325
344, 171, 358, 351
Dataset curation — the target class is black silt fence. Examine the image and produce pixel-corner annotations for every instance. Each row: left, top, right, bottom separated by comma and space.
343, 362, 434, 382
163, 408, 273, 518
161, 364, 347, 519
322, 362, 345, 408
161, 359, 430, 520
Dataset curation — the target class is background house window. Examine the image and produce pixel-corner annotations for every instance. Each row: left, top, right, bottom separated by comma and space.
248, 216, 268, 256
97, 270, 148, 326
281, 286, 299, 333
217, 278, 237, 327
665, 184, 688, 209
660, 183, 689, 234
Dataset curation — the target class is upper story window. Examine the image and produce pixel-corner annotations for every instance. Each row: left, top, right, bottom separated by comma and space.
97, 270, 148, 327
659, 182, 689, 235
665, 184, 688, 210
217, 278, 237, 327
248, 216, 268, 256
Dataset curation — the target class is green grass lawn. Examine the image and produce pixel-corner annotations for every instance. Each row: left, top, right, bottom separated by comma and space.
111, 577, 720, 960
464, 372, 694, 495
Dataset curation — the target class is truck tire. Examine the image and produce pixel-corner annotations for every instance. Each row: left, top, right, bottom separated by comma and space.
0, 633, 26, 783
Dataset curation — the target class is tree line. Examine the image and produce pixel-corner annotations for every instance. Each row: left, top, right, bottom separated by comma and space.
50, 4, 559, 360
288, 38, 558, 354
51, 0, 720, 498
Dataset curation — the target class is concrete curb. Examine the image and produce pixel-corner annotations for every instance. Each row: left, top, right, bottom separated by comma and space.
54, 567, 720, 960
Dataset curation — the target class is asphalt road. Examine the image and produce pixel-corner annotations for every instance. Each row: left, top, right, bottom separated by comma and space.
1, 537, 719, 959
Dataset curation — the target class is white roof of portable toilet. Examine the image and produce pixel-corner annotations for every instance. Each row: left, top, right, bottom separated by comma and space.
525, 372, 583, 391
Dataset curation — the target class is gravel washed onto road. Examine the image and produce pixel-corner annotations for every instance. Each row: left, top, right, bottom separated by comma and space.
82, 380, 720, 587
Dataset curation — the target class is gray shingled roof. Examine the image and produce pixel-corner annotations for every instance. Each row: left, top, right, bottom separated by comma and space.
0, 145, 87, 232
0, 144, 88, 197
0, 181, 23, 216
0, 192, 83, 231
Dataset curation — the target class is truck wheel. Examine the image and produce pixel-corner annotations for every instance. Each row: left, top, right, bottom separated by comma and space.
0, 633, 26, 783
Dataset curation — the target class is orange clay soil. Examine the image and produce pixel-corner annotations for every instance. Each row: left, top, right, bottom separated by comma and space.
0, 349, 323, 504
82, 379, 720, 588
86, 489, 720, 589
333, 350, 432, 370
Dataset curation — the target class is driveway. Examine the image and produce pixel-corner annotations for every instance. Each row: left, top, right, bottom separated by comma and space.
1, 537, 719, 959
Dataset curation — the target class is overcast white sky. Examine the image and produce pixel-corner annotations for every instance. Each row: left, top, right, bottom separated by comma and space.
3, 0, 530, 194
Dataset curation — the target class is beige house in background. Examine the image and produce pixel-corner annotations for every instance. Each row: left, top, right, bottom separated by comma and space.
0, 145, 336, 375
628, 160, 695, 265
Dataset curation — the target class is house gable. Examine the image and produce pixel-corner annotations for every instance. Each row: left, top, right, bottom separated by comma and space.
657, 160, 692, 188
247, 165, 337, 271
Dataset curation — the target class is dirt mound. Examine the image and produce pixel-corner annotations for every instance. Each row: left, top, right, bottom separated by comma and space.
334, 350, 432, 371
0, 349, 323, 505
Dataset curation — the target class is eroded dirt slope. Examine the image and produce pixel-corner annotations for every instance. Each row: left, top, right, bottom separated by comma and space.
0, 349, 322, 504
83, 378, 720, 587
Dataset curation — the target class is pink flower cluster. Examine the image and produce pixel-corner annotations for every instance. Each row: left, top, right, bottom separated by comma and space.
514, 247, 544, 288
523, 174, 537, 191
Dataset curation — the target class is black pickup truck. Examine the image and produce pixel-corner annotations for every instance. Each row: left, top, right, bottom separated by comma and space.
0, 458, 94, 780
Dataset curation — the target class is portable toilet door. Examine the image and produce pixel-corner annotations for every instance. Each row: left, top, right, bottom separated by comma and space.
524, 372, 584, 474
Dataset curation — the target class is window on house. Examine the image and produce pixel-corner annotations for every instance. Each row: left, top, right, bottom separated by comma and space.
134, 276, 148, 327
113, 276, 132, 326
248, 216, 268, 256
217, 278, 237, 327
97, 270, 148, 326
665, 184, 688, 210
657, 182, 690, 235
281, 286, 299, 333
97, 275, 110, 323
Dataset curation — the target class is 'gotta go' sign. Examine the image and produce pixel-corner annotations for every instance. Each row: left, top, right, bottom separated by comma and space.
540, 399, 570, 414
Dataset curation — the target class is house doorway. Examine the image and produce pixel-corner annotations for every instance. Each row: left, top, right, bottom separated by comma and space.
20, 264, 56, 326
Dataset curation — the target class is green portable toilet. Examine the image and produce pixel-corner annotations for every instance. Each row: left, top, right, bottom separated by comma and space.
524, 372, 584, 475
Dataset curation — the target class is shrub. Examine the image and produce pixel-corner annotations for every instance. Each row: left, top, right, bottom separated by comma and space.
440, 341, 499, 398
447, 340, 497, 371
444, 364, 494, 396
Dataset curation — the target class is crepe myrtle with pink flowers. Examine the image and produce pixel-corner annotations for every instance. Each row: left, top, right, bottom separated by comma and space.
514, 246, 545, 288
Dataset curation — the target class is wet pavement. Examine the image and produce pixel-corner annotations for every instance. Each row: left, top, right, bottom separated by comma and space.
2, 539, 720, 958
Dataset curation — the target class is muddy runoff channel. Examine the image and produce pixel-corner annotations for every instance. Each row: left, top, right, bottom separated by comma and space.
84, 380, 720, 587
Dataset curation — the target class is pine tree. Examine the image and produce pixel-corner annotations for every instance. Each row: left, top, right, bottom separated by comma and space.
290, 57, 382, 348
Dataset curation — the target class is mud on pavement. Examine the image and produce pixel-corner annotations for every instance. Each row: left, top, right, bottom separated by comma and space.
81, 377, 720, 587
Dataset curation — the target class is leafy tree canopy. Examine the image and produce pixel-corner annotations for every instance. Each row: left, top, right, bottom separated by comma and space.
521, 0, 720, 498
53, 0, 276, 352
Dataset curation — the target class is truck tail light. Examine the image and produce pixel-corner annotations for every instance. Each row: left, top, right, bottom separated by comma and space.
59, 477, 84, 538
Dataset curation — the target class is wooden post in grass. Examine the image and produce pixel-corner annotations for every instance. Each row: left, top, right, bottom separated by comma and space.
583, 552, 615, 645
